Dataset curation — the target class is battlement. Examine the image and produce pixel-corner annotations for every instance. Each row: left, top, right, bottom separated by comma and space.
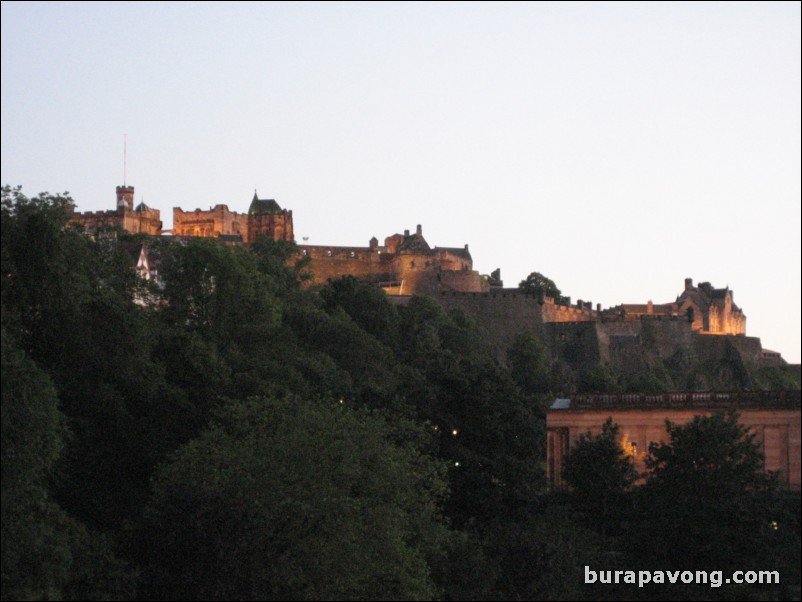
301, 245, 386, 262
76, 209, 123, 217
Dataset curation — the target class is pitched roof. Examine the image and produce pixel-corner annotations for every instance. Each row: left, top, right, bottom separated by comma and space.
434, 246, 472, 261
398, 233, 431, 253
248, 191, 283, 215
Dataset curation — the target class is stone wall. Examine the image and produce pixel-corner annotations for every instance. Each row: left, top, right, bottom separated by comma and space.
300, 245, 392, 286
544, 321, 601, 372
248, 209, 294, 242
70, 207, 162, 236
173, 205, 248, 241
440, 270, 486, 293
436, 291, 546, 358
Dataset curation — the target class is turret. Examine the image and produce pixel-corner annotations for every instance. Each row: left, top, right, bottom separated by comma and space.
116, 185, 134, 210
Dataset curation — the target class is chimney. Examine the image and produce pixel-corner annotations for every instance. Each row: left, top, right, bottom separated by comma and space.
416, 224, 422, 236
404, 229, 410, 237
685, 278, 693, 291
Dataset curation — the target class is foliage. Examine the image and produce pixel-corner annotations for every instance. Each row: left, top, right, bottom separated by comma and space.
751, 365, 802, 391
637, 411, 784, 568
250, 235, 310, 292
578, 364, 621, 393
320, 275, 401, 350
518, 271, 569, 304
138, 396, 450, 600
1, 320, 133, 601
5, 186, 796, 600
506, 330, 551, 398
562, 418, 637, 535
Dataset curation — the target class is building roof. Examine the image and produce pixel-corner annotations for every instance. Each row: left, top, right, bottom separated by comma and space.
248, 191, 283, 215
398, 233, 431, 253
434, 246, 472, 261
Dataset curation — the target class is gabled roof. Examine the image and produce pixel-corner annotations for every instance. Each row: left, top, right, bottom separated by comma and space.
248, 191, 283, 215
398, 233, 431, 253
434, 246, 472, 261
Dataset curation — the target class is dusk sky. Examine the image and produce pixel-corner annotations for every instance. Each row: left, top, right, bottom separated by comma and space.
2, 1, 800, 363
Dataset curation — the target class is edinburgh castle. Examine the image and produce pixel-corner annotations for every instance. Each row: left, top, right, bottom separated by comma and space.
70, 184, 794, 389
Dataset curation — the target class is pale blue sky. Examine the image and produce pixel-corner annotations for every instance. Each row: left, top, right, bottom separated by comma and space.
2, 1, 800, 363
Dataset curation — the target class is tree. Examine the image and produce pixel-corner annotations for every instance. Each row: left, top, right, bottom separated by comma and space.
578, 364, 621, 393
637, 411, 789, 573
1, 329, 134, 601
506, 331, 551, 398
518, 271, 568, 304
562, 418, 637, 535
319, 275, 400, 351
138, 396, 451, 600
250, 235, 310, 293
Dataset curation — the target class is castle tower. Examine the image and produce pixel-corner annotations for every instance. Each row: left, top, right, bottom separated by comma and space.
247, 190, 294, 243
116, 185, 135, 211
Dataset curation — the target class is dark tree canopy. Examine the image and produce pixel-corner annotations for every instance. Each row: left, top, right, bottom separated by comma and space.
518, 271, 567, 303
638, 411, 785, 568
562, 418, 637, 535
139, 396, 450, 601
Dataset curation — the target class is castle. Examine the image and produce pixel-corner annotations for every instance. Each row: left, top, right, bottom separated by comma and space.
69, 185, 162, 235
70, 185, 485, 296
70, 184, 792, 380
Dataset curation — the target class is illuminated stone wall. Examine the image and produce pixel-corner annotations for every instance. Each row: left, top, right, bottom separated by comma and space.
298, 227, 483, 296
69, 185, 162, 236
173, 205, 248, 241
248, 209, 294, 242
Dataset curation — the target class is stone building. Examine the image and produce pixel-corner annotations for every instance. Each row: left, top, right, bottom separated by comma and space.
546, 391, 801, 491
247, 194, 294, 243
604, 278, 746, 335
69, 185, 162, 236
66, 185, 793, 377
299, 224, 486, 296
172, 191, 293, 244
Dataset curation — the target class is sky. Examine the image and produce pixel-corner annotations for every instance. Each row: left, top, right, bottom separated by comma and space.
2, 1, 800, 363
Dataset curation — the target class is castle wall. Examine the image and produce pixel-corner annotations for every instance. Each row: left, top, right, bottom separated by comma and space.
708, 298, 746, 335
70, 207, 162, 236
300, 245, 483, 296
440, 270, 486, 293
724, 335, 764, 367
70, 209, 125, 232
639, 317, 695, 360
435, 292, 546, 358
433, 249, 471, 271
542, 300, 596, 323
545, 321, 601, 371
173, 205, 248, 241
594, 320, 643, 365
248, 210, 294, 242
300, 245, 392, 286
